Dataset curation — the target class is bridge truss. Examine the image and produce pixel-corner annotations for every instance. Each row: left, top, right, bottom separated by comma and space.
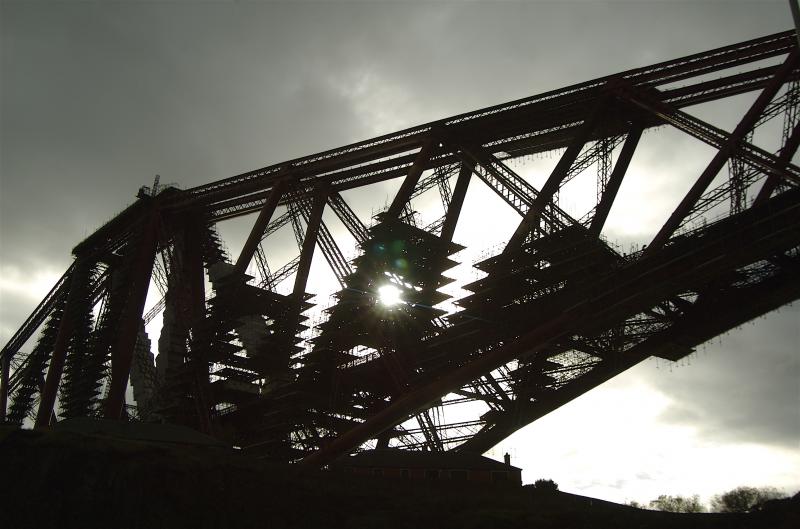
2, 30, 799, 466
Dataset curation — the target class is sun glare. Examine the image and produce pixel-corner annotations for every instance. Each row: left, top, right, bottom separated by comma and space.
377, 284, 403, 306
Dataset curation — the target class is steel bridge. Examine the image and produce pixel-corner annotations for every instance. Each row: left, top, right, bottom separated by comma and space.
2, 30, 799, 467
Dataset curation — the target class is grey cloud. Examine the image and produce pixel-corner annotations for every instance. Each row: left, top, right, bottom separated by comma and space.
0, 290, 33, 343
1, 2, 376, 269
646, 305, 800, 450
0, 275, 57, 344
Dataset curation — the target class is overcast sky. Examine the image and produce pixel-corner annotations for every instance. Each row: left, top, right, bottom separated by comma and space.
1, 0, 798, 506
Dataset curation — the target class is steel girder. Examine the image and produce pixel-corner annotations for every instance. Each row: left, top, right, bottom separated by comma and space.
1, 31, 799, 466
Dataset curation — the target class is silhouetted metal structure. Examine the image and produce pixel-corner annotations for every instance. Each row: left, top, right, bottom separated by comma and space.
2, 31, 799, 466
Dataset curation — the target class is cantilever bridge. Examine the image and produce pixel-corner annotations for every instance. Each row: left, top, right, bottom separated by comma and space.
1, 30, 799, 466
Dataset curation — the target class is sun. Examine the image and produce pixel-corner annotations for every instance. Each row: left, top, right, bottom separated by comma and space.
377, 284, 403, 306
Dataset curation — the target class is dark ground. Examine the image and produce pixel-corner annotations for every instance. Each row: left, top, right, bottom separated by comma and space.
0, 426, 796, 529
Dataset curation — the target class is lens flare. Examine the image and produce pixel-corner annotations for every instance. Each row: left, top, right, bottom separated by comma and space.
377, 284, 403, 306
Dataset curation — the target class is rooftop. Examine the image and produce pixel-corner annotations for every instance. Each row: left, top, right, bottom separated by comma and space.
339, 449, 521, 471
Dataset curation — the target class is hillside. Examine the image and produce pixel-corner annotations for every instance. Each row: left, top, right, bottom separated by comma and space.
0, 425, 796, 529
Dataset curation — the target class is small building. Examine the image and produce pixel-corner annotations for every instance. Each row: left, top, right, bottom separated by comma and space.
336, 448, 522, 485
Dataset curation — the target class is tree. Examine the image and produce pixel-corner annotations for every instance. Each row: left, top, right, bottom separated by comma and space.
710, 486, 785, 513
531, 478, 559, 492
648, 494, 705, 513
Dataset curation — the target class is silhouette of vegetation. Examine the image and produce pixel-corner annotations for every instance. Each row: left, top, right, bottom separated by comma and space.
710, 486, 786, 513
532, 478, 559, 492
648, 494, 705, 513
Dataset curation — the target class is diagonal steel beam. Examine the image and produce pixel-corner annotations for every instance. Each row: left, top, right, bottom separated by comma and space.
440, 161, 474, 244
0, 355, 8, 422
328, 192, 369, 245
754, 119, 800, 205
300, 188, 800, 466
233, 179, 287, 276
178, 32, 794, 211
259, 256, 300, 291
34, 258, 90, 427
417, 409, 444, 451
589, 124, 644, 236
456, 144, 534, 216
297, 196, 352, 288
457, 143, 577, 230
385, 138, 436, 219
644, 48, 799, 253
503, 98, 609, 254
103, 212, 160, 419
457, 259, 800, 454
291, 184, 329, 300
622, 86, 800, 186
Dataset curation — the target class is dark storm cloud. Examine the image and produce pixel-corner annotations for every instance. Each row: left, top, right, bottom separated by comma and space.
1, 2, 373, 270
0, 0, 795, 468
2, 0, 789, 263
646, 305, 800, 450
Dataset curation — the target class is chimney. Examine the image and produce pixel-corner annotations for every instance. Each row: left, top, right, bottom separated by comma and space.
504, 452, 511, 466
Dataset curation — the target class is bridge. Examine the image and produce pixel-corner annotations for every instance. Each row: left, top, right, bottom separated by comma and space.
1, 30, 798, 467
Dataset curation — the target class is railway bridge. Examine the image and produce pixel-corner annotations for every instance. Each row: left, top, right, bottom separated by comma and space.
2, 30, 799, 467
